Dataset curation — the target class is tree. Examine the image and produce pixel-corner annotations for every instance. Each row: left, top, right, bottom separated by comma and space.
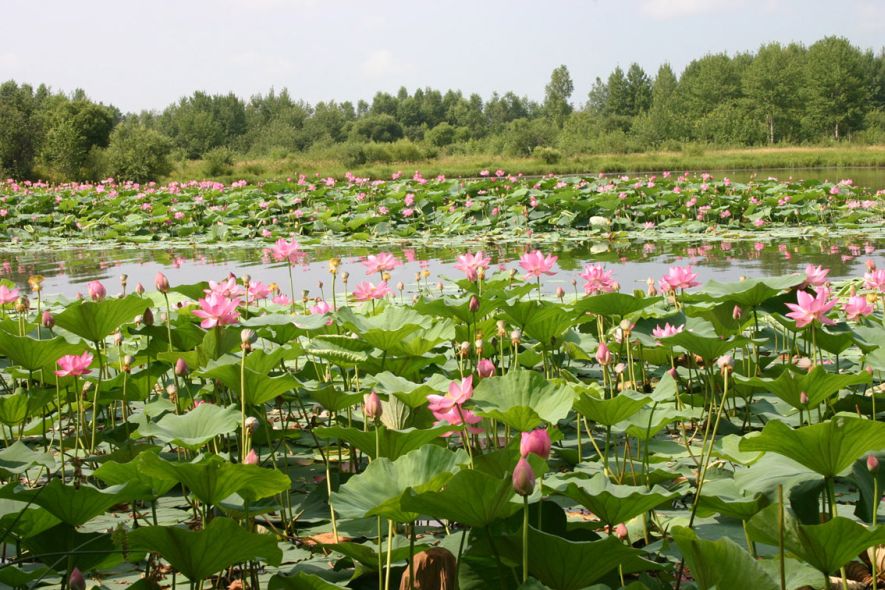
632, 63, 685, 146
677, 53, 743, 130
105, 120, 173, 182
804, 37, 870, 140
544, 65, 574, 127
351, 114, 404, 143
625, 63, 652, 116
0, 81, 44, 178
742, 42, 805, 143
40, 97, 118, 179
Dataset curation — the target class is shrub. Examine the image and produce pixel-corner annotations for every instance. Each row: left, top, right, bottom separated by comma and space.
533, 146, 562, 164
105, 121, 173, 182
203, 147, 234, 176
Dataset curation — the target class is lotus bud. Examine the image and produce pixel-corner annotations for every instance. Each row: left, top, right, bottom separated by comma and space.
474, 339, 484, 354
732, 305, 742, 320
520, 428, 551, 460
120, 274, 128, 287
614, 523, 629, 540
166, 383, 177, 398
596, 341, 611, 366
468, 295, 480, 313
122, 354, 134, 373
113, 331, 123, 347
866, 365, 875, 375
244, 449, 259, 465
135, 282, 145, 295
496, 320, 507, 337
611, 281, 620, 292
42, 310, 54, 328
512, 457, 536, 496
556, 287, 565, 300
242, 274, 251, 287
175, 357, 189, 376
866, 259, 876, 272
363, 391, 382, 420
868, 454, 880, 473
795, 356, 813, 371
667, 367, 678, 379
477, 358, 495, 378
414, 272, 421, 282
155, 272, 170, 294
437, 282, 444, 293
142, 307, 154, 326
614, 362, 626, 375
342, 271, 349, 283
799, 391, 809, 405
459, 341, 471, 357
716, 354, 733, 374
244, 416, 259, 433
510, 329, 521, 346
396, 281, 404, 292
69, 567, 86, 590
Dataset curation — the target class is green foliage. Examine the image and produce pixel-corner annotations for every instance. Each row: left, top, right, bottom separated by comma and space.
105, 120, 173, 182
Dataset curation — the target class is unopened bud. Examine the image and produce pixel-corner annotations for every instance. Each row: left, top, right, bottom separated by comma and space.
468, 295, 480, 313
732, 305, 742, 320
556, 287, 565, 300
113, 331, 123, 346
42, 310, 55, 328
243, 449, 259, 465
155, 272, 170, 293
142, 307, 154, 326
135, 282, 145, 295
363, 391, 382, 420
799, 391, 809, 405
174, 357, 189, 376
868, 454, 880, 473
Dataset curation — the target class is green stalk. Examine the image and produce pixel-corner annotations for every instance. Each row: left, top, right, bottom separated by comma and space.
522, 495, 529, 583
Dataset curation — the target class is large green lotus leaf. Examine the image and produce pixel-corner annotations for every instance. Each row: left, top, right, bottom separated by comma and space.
735, 366, 871, 410
25, 523, 124, 571
701, 274, 804, 308
337, 306, 428, 353
546, 473, 679, 527
413, 294, 501, 323
333, 445, 467, 523
196, 325, 241, 364
739, 415, 885, 477
619, 405, 703, 440
305, 384, 363, 412
573, 293, 661, 318
97, 362, 166, 403
202, 362, 298, 406
747, 505, 885, 574
472, 369, 574, 431
323, 541, 430, 573
0, 479, 130, 526
314, 425, 449, 460
0, 564, 54, 588
369, 371, 442, 408
696, 478, 768, 520
501, 528, 662, 590
503, 300, 574, 345
269, 571, 344, 590
0, 331, 84, 371
139, 453, 290, 505
683, 300, 747, 337
573, 389, 650, 426
127, 517, 282, 582
93, 451, 178, 501
663, 331, 751, 362
672, 525, 779, 590
304, 334, 372, 367
395, 318, 456, 356
130, 402, 240, 449
0, 441, 55, 475
243, 312, 331, 344
400, 468, 522, 528
54, 293, 147, 342
0, 498, 60, 539
849, 454, 885, 522
813, 324, 861, 356
170, 281, 210, 301
0, 391, 30, 426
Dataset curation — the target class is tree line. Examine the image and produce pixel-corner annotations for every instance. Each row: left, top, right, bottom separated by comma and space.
1, 36, 882, 182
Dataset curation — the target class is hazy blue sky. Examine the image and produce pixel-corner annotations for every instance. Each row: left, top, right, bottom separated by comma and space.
2, 0, 882, 113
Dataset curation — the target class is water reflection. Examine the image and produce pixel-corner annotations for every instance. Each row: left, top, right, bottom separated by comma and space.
2, 237, 882, 299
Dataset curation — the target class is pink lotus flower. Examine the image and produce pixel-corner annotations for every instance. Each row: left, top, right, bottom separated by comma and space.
87, 280, 106, 301
363, 252, 401, 275
804, 264, 829, 288
193, 292, 241, 328
205, 277, 245, 299
844, 296, 874, 321
352, 281, 391, 301
247, 281, 271, 301
427, 377, 474, 414
785, 289, 837, 328
272, 294, 291, 306
266, 237, 304, 264
596, 341, 611, 366
432, 405, 483, 434
579, 264, 616, 295
659, 266, 699, 292
476, 358, 496, 378
310, 300, 333, 315
243, 449, 259, 465
520, 428, 551, 460
0, 285, 19, 304
864, 270, 885, 292
519, 250, 557, 279
454, 251, 492, 281
652, 323, 684, 339
55, 351, 93, 377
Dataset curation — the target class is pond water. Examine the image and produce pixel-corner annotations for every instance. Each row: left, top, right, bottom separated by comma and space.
4, 235, 882, 300
687, 166, 885, 190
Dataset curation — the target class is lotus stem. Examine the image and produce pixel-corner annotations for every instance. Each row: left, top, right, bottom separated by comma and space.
522, 494, 529, 583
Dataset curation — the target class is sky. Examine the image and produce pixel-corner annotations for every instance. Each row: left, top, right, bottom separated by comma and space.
1, 0, 882, 113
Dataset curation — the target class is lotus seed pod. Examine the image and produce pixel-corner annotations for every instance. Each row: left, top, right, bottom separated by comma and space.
245, 416, 259, 433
